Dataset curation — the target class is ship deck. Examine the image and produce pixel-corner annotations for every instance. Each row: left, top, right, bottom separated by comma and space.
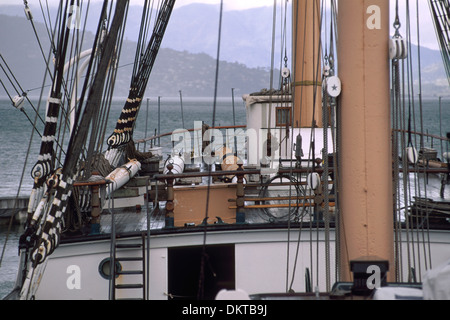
60, 196, 450, 246
60, 160, 450, 244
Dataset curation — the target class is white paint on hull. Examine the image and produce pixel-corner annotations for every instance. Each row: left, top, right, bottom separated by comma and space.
34, 228, 450, 300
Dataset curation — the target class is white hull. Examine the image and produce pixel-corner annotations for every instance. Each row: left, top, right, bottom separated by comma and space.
32, 227, 450, 300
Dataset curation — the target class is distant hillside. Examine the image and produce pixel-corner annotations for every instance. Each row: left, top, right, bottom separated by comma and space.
0, 14, 277, 98
0, 2, 449, 97
0, 3, 283, 69
163, 4, 282, 69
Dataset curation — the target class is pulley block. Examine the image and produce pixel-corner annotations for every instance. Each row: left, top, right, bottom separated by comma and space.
389, 36, 408, 60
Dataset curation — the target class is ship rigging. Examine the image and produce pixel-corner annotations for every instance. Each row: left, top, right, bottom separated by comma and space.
0, 0, 448, 301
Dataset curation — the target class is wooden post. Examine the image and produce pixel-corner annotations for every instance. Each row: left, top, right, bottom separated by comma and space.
90, 184, 101, 234
235, 163, 246, 224
165, 164, 175, 228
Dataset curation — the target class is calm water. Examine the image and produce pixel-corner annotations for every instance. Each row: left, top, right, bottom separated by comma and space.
0, 96, 448, 299
0, 225, 23, 299
0, 96, 246, 299
0, 96, 247, 197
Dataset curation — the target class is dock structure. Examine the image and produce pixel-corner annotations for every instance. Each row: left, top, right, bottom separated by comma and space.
0, 196, 28, 225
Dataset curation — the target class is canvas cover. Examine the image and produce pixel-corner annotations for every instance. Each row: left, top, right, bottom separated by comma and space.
423, 258, 450, 300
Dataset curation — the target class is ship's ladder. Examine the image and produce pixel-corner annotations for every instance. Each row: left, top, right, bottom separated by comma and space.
110, 233, 146, 300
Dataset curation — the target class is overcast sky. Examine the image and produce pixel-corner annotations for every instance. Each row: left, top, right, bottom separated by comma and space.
1, 0, 439, 49
174, 0, 273, 10
0, 0, 272, 10
179, 0, 438, 50
1, 0, 431, 13
222, 1, 435, 50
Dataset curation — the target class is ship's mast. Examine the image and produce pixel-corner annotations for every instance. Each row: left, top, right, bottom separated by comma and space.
337, 0, 394, 282
292, 0, 322, 128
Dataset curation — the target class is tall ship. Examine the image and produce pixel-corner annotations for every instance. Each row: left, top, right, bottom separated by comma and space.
2, 0, 449, 300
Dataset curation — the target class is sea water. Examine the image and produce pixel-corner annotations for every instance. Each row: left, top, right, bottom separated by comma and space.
0, 224, 22, 299
0, 97, 247, 197
0, 96, 448, 299
0, 96, 247, 298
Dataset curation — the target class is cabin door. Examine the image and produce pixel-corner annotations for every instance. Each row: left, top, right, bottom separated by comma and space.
168, 244, 235, 300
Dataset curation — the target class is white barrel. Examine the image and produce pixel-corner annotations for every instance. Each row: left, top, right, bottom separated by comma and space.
105, 159, 141, 193
163, 155, 185, 175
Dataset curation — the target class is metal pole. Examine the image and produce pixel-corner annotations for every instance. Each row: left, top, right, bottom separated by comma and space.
231, 88, 237, 154
144, 98, 149, 151
158, 96, 161, 146
179, 90, 185, 129
439, 96, 443, 157
231, 88, 236, 126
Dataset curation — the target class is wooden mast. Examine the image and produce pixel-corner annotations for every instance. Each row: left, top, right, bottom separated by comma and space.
292, 0, 322, 128
337, 0, 394, 282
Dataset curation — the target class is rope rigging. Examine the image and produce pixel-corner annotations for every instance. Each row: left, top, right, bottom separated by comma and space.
428, 0, 450, 87
198, 0, 224, 301
285, 0, 339, 294
0, 57, 45, 137
107, 0, 176, 150
23, 0, 56, 84
18, 0, 131, 299
29, 0, 77, 190
390, 0, 441, 283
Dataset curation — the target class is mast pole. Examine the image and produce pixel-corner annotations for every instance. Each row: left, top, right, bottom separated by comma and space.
337, 0, 394, 282
292, 0, 322, 128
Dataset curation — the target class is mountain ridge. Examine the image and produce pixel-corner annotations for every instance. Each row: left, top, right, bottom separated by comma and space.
0, 13, 278, 99
0, 3, 448, 98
